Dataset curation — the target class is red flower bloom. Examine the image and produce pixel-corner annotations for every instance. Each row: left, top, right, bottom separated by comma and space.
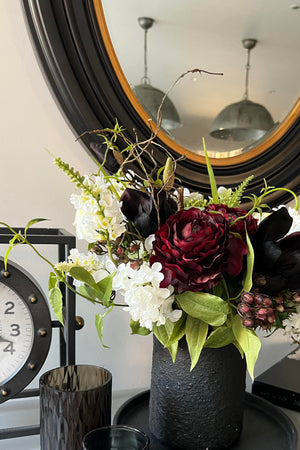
150, 207, 248, 293
206, 204, 258, 237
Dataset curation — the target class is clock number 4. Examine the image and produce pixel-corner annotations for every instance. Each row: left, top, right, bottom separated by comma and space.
3, 342, 16, 355
4, 301, 15, 314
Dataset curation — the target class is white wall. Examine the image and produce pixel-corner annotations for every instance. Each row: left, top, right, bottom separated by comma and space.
0, 1, 153, 395
0, 0, 297, 399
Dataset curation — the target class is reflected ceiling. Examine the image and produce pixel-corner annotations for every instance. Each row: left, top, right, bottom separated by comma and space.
102, 0, 300, 155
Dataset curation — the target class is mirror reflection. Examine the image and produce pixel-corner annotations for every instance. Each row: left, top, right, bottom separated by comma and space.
101, 0, 300, 157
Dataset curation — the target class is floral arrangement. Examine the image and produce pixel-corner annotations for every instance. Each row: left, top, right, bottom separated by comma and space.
2, 123, 300, 378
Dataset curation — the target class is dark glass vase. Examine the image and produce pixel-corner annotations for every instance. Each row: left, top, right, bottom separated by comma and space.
149, 337, 246, 450
40, 365, 112, 450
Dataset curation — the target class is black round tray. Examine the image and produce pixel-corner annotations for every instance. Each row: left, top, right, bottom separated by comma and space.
114, 390, 298, 450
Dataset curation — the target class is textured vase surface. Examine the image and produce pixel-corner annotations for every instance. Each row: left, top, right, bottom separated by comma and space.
149, 337, 246, 450
40, 365, 112, 450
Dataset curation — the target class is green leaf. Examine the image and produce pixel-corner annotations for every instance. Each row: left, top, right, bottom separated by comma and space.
153, 321, 180, 362
96, 273, 115, 307
78, 285, 98, 303
4, 234, 21, 269
166, 341, 179, 362
233, 340, 244, 358
48, 272, 58, 290
243, 231, 254, 292
167, 313, 186, 345
186, 316, 208, 370
130, 319, 151, 336
24, 218, 48, 238
232, 315, 261, 380
204, 326, 234, 348
152, 323, 170, 347
49, 285, 64, 325
95, 313, 109, 348
203, 138, 218, 203
176, 291, 228, 326
69, 266, 97, 286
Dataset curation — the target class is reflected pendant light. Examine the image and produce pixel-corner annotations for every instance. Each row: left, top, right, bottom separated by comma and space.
210, 39, 274, 142
133, 17, 181, 131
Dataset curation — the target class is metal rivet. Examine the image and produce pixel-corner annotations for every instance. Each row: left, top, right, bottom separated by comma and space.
75, 316, 85, 330
38, 329, 47, 337
28, 363, 36, 370
30, 296, 38, 304
1, 389, 8, 397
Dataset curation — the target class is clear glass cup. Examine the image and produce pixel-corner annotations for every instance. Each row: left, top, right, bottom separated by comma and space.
82, 425, 150, 450
40, 365, 112, 450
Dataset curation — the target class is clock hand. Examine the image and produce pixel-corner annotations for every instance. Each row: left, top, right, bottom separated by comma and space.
0, 336, 13, 344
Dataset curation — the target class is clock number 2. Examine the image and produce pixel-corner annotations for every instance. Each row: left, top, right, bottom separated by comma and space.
4, 301, 15, 314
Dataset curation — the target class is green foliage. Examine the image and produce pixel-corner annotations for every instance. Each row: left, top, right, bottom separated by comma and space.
186, 317, 208, 370
166, 313, 186, 345
242, 232, 254, 292
204, 326, 235, 348
226, 176, 254, 207
176, 291, 229, 326
69, 268, 115, 307
203, 139, 218, 204
48, 274, 64, 325
232, 314, 261, 380
130, 319, 151, 336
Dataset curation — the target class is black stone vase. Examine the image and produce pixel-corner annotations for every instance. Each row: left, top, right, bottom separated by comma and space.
149, 337, 246, 450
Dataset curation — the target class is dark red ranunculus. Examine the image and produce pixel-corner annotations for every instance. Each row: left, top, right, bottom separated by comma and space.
150, 207, 248, 293
206, 204, 258, 237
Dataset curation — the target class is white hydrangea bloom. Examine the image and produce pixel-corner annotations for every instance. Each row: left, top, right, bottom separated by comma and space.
144, 234, 155, 253
217, 186, 232, 197
283, 312, 300, 342
68, 248, 112, 287
113, 261, 181, 330
70, 174, 126, 242
184, 191, 204, 203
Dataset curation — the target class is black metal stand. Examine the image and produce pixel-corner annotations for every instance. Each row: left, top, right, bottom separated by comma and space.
0, 228, 78, 440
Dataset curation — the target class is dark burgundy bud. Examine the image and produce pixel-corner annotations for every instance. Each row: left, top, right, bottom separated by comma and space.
243, 319, 254, 328
242, 293, 254, 305
293, 293, 300, 303
254, 275, 267, 286
254, 294, 264, 305
256, 308, 267, 319
129, 244, 140, 252
238, 304, 250, 315
262, 297, 272, 307
276, 304, 285, 313
267, 315, 276, 324
275, 295, 284, 304
130, 260, 140, 270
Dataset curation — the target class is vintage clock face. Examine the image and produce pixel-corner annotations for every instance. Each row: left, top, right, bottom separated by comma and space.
0, 257, 52, 403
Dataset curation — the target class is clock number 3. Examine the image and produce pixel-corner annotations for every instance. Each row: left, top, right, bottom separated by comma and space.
10, 324, 20, 337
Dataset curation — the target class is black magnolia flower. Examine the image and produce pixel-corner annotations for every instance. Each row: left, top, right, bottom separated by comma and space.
120, 188, 177, 238
253, 207, 300, 294
90, 142, 120, 173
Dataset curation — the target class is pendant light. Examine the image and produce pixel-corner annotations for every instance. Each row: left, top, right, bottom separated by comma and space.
210, 39, 274, 142
133, 17, 181, 131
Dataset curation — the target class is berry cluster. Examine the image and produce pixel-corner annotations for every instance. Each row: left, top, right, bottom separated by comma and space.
237, 291, 300, 331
